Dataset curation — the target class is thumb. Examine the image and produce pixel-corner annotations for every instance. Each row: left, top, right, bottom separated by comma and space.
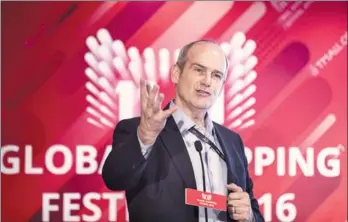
162, 105, 178, 119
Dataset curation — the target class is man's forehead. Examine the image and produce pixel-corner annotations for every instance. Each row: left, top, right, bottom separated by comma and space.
188, 56, 227, 74
187, 43, 227, 72
189, 61, 224, 73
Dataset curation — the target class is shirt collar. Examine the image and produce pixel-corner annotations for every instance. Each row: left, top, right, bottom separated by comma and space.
170, 100, 215, 136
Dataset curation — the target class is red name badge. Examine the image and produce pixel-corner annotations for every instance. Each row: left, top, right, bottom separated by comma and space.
185, 188, 227, 211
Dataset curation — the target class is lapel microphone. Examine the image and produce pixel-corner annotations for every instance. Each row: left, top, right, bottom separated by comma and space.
194, 140, 208, 222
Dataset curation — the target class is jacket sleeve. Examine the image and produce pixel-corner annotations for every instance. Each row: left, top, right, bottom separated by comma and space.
238, 135, 265, 222
102, 118, 152, 191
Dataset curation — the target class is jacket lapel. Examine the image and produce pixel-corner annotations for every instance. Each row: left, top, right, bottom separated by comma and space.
213, 123, 240, 186
159, 115, 197, 190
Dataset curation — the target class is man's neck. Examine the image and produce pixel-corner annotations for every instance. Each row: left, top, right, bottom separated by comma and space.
174, 97, 206, 130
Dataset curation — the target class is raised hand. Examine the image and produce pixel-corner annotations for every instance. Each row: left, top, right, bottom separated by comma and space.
137, 79, 177, 145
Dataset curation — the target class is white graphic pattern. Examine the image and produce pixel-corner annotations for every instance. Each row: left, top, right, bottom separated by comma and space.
222, 32, 258, 129
84, 28, 257, 131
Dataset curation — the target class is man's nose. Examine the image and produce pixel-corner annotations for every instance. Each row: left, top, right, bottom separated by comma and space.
201, 73, 212, 86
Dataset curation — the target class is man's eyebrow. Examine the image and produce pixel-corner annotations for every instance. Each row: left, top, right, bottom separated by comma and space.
191, 62, 224, 75
190, 62, 206, 68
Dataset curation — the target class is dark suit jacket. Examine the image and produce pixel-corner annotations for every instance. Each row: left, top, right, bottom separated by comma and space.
102, 114, 264, 222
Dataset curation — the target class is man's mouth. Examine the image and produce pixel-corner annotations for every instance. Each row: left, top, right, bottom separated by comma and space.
196, 89, 211, 96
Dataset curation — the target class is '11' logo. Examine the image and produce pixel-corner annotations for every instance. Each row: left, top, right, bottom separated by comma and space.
83, 29, 258, 132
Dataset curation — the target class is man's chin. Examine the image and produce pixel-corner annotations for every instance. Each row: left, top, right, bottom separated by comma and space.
192, 103, 212, 110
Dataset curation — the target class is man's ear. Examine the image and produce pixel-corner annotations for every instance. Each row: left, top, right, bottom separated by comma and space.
171, 64, 181, 84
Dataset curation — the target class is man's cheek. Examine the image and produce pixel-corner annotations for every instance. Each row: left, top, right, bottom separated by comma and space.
213, 89, 220, 97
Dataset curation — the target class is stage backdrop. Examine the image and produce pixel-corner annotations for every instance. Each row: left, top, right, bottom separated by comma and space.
1, 1, 347, 222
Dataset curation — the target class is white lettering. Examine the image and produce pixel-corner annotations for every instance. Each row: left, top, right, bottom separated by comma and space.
311, 31, 347, 74
42, 193, 59, 222
63, 193, 81, 221
277, 147, 286, 176
42, 192, 126, 222
46, 145, 73, 175
258, 193, 271, 221
248, 146, 342, 177
103, 192, 124, 221
82, 193, 102, 222
254, 146, 275, 176
276, 193, 296, 222
1, 145, 19, 174
76, 146, 98, 174
25, 145, 44, 174
1, 145, 342, 177
258, 193, 296, 222
289, 147, 314, 176
317, 147, 340, 177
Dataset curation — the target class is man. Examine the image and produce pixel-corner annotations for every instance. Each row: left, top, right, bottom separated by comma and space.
102, 39, 264, 222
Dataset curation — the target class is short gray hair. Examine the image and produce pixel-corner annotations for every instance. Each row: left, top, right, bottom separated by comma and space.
176, 39, 229, 73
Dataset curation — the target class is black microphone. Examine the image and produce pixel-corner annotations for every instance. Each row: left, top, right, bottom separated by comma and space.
194, 140, 208, 222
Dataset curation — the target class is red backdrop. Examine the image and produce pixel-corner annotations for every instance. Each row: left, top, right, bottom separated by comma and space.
1, 1, 347, 222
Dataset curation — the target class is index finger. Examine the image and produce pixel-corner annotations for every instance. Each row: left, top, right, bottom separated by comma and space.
228, 192, 247, 201
226, 183, 243, 192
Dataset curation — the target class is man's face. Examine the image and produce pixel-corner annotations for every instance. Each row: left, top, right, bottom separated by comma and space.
172, 42, 227, 110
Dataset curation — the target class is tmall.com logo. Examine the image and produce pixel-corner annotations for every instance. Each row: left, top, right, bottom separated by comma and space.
83, 29, 258, 131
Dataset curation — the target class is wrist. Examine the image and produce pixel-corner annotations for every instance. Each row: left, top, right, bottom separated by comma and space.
138, 125, 156, 145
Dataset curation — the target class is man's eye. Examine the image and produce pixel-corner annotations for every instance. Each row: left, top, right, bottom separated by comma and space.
214, 73, 222, 79
194, 67, 203, 72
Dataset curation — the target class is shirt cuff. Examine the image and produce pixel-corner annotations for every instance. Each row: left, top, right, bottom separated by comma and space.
137, 128, 154, 158
245, 207, 255, 222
